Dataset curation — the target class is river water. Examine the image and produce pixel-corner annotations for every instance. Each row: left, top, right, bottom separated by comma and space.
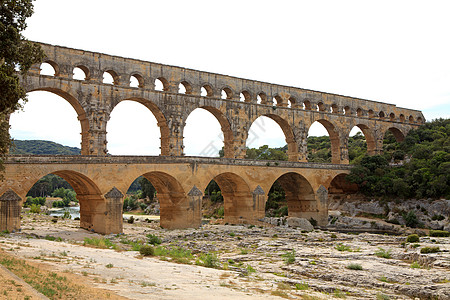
49, 206, 80, 219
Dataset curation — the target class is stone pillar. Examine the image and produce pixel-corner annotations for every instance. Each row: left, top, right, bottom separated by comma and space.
339, 135, 350, 164
0, 189, 21, 232
252, 186, 266, 220
186, 185, 202, 228
103, 187, 124, 234
86, 109, 109, 156
293, 123, 309, 162
315, 185, 328, 226
160, 186, 202, 229
164, 99, 184, 156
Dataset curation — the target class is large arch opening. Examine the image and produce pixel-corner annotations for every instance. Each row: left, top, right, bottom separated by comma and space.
265, 172, 316, 221
383, 127, 406, 163
211, 172, 253, 224
22, 170, 107, 233
9, 91, 85, 154
184, 107, 232, 157
202, 180, 224, 220
307, 120, 340, 164
107, 100, 162, 155
122, 176, 158, 218
328, 173, 359, 203
246, 115, 297, 161
347, 124, 376, 164
139, 172, 188, 229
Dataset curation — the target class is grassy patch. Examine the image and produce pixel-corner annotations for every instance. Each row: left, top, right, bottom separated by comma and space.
429, 230, 449, 237
374, 247, 391, 259
346, 263, 363, 270
196, 252, 220, 268
0, 251, 97, 298
281, 250, 295, 265
335, 243, 359, 252
420, 246, 440, 254
83, 237, 117, 250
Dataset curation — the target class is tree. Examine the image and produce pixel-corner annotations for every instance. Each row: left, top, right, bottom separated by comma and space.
0, 0, 44, 173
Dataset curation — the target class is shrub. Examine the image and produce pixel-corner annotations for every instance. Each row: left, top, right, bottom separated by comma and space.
346, 263, 363, 270
420, 247, 440, 254
406, 234, 420, 243
429, 230, 450, 237
196, 252, 219, 268
295, 282, 309, 290
139, 245, 155, 256
29, 204, 41, 214
403, 211, 419, 228
281, 250, 295, 265
62, 211, 71, 219
309, 218, 317, 227
410, 261, 421, 269
335, 243, 352, 252
147, 234, 162, 245
374, 247, 391, 259
127, 216, 134, 224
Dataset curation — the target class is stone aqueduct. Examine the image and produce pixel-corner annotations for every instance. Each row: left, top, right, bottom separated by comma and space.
0, 42, 424, 234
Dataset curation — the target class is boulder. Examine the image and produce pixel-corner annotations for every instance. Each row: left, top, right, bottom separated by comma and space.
286, 217, 314, 231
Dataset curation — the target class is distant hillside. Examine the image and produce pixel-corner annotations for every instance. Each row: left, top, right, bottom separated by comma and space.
10, 140, 81, 155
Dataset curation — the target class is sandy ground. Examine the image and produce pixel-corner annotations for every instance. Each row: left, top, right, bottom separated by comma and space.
0, 212, 449, 299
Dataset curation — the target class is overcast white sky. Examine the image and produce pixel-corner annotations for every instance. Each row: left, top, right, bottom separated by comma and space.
9, 0, 450, 156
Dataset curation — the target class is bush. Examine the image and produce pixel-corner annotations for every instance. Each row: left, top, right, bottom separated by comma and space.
346, 263, 363, 270
127, 216, 135, 224
429, 230, 450, 237
420, 247, 440, 254
374, 247, 391, 259
406, 234, 420, 243
139, 245, 155, 256
62, 211, 71, 219
403, 211, 419, 228
29, 204, 41, 214
147, 234, 162, 245
281, 250, 295, 265
196, 252, 219, 268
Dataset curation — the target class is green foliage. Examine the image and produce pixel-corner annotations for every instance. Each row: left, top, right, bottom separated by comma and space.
420, 246, 440, 254
10, 140, 80, 155
281, 250, 296, 264
27, 174, 73, 198
196, 252, 220, 268
0, 1, 44, 173
139, 245, 155, 256
406, 234, 420, 243
403, 211, 419, 228
24, 196, 46, 207
347, 118, 450, 199
374, 247, 391, 259
138, 177, 156, 201
410, 261, 421, 269
51, 187, 77, 207
245, 144, 288, 161
346, 263, 363, 270
335, 243, 352, 252
83, 237, 117, 249
146, 234, 162, 245
29, 204, 40, 213
123, 194, 138, 211
429, 230, 450, 237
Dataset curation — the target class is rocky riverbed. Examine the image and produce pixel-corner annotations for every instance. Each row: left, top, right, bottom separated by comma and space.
0, 212, 449, 299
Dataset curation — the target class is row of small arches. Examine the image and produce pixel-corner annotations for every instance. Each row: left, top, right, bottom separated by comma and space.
39, 62, 423, 124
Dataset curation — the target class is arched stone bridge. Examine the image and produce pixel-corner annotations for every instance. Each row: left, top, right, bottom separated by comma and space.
0, 42, 424, 234
1, 156, 350, 234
